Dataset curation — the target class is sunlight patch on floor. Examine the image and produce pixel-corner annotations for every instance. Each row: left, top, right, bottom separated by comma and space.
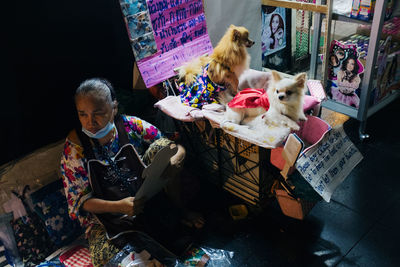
320, 107, 350, 127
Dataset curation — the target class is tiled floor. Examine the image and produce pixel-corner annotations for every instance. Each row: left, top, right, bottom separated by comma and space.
186, 96, 400, 267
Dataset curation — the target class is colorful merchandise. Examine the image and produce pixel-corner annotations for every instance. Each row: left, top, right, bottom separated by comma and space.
351, 0, 376, 21
327, 40, 364, 108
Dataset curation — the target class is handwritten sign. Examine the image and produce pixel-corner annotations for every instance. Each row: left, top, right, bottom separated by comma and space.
136, 0, 213, 87
295, 126, 363, 202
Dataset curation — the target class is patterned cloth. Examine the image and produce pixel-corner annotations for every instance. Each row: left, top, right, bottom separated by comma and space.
11, 213, 55, 266
60, 115, 162, 235
87, 225, 120, 267
142, 137, 174, 165
30, 179, 83, 248
59, 245, 93, 267
178, 64, 226, 108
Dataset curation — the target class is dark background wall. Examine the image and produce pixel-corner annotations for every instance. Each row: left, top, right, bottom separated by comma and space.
2, 0, 134, 165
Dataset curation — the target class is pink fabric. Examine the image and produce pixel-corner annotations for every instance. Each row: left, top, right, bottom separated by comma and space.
228, 89, 319, 112
154, 96, 204, 122
270, 115, 331, 170
228, 88, 270, 109
303, 95, 321, 112
307, 80, 326, 101
294, 116, 332, 153
331, 87, 360, 108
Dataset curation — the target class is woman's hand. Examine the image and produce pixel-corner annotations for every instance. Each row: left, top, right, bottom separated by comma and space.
117, 197, 146, 216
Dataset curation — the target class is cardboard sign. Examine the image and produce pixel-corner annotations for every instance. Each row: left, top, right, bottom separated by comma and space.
295, 126, 363, 202
280, 134, 303, 180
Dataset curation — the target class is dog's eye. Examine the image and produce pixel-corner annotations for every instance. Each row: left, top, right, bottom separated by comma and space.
276, 90, 279, 93
286, 91, 292, 96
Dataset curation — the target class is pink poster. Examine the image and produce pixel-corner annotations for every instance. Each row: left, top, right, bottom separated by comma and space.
135, 0, 213, 87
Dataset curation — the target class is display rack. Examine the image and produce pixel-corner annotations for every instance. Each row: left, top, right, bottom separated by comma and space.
262, 0, 333, 82
263, 0, 400, 140
323, 0, 400, 140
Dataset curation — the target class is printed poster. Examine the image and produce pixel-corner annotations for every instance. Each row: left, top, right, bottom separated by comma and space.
261, 6, 287, 57
327, 40, 364, 108
119, 0, 213, 87
121, 0, 158, 60
373, 36, 400, 103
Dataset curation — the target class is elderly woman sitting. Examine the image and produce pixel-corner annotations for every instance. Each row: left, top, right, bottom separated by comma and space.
60, 78, 204, 266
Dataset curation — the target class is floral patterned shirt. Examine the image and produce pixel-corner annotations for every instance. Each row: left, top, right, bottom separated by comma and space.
60, 115, 162, 235
178, 63, 226, 108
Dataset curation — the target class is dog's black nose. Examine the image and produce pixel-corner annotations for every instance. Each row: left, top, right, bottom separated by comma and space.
246, 39, 255, 48
279, 95, 284, 100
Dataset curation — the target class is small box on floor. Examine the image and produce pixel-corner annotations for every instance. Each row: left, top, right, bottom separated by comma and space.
274, 185, 316, 220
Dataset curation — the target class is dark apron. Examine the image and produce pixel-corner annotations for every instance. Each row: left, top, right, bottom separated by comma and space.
77, 115, 146, 240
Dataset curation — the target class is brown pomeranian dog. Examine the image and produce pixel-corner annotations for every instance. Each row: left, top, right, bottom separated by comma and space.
178, 25, 254, 108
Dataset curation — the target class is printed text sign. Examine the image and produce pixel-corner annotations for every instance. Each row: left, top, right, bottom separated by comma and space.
139, 0, 213, 87
295, 126, 363, 202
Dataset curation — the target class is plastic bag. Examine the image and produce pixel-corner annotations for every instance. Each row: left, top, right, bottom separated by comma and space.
10, 185, 56, 266
176, 247, 234, 267
0, 212, 23, 266
105, 231, 178, 267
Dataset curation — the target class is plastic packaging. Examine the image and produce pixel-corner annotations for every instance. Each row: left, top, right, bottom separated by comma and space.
176, 247, 234, 267
0, 212, 23, 267
105, 231, 178, 267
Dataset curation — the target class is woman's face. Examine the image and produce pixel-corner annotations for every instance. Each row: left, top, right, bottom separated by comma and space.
346, 59, 355, 72
271, 15, 280, 33
76, 94, 115, 134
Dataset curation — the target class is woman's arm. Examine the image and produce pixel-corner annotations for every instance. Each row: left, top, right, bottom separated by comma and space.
82, 196, 145, 217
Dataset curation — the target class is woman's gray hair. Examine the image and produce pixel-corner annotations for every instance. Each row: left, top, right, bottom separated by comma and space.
75, 78, 116, 106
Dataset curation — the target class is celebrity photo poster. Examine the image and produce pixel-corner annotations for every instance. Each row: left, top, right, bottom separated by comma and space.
327, 40, 364, 109
262, 6, 287, 57
120, 0, 158, 60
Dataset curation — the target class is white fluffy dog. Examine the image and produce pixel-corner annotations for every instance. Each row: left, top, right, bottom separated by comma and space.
262, 71, 307, 131
223, 70, 307, 131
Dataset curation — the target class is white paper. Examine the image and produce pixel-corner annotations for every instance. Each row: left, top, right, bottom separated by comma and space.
295, 126, 363, 202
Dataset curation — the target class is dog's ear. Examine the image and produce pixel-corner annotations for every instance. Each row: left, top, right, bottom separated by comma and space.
294, 72, 307, 88
233, 29, 241, 42
271, 70, 282, 82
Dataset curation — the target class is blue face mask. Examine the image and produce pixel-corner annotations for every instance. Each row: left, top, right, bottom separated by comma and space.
82, 122, 115, 139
